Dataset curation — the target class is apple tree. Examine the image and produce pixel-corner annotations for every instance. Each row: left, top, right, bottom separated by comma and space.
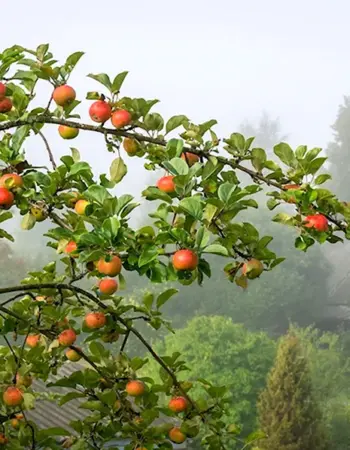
0, 43, 347, 449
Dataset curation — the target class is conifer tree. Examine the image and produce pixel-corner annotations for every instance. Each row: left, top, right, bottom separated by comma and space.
257, 333, 329, 450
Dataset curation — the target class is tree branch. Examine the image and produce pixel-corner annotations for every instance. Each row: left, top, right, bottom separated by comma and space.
38, 130, 57, 170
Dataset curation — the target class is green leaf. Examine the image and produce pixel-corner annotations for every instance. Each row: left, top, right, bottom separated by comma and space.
143, 292, 154, 310
202, 244, 229, 256
163, 157, 189, 175
69, 161, 92, 176
305, 147, 322, 161
157, 288, 178, 309
38, 427, 71, 437
21, 213, 36, 230
245, 430, 267, 444
85, 184, 110, 204
112, 71, 128, 93
295, 145, 307, 159
87, 73, 112, 91
102, 217, 120, 240
166, 138, 184, 158
86, 91, 101, 100
139, 245, 159, 267
70, 147, 80, 162
308, 157, 327, 175
12, 125, 30, 153
179, 197, 203, 220
110, 157, 127, 183
142, 186, 173, 204
272, 212, 293, 225
229, 133, 245, 150
165, 115, 188, 134
266, 198, 279, 210
273, 142, 296, 166
144, 112, 164, 131
59, 392, 86, 406
65, 51, 84, 70
251, 148, 267, 171
0, 211, 12, 224
314, 173, 331, 185
195, 226, 210, 249
218, 182, 236, 204
36, 44, 49, 60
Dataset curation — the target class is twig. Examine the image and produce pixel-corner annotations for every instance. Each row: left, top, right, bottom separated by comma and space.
38, 130, 56, 170
119, 330, 130, 353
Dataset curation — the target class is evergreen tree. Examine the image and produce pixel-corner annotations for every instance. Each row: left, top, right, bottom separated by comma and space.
257, 333, 329, 450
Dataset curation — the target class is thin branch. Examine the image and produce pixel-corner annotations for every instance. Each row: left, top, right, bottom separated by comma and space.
119, 329, 130, 353
38, 130, 57, 170
49, 211, 72, 231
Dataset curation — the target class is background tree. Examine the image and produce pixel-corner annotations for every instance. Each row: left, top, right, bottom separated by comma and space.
258, 333, 328, 450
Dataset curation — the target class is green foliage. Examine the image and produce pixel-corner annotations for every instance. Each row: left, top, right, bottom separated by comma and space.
258, 333, 329, 450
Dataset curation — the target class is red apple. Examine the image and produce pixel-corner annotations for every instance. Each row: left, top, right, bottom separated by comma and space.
58, 125, 79, 139
53, 85, 76, 106
0, 187, 14, 208
304, 214, 328, 232
181, 152, 199, 166
0, 82, 6, 100
157, 175, 175, 193
3, 386, 23, 406
0, 98, 12, 113
89, 100, 112, 123
99, 278, 118, 295
125, 380, 145, 397
58, 329, 77, 346
85, 312, 107, 329
173, 249, 198, 271
111, 109, 132, 128
242, 259, 264, 279
65, 240, 78, 257
168, 396, 188, 413
97, 255, 122, 276
0, 433, 8, 445
0, 173, 23, 189
169, 427, 186, 444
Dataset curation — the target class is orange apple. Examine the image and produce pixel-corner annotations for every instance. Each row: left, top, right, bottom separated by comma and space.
53, 85, 76, 106
181, 152, 199, 166
98, 278, 118, 295
0, 173, 23, 189
168, 396, 188, 413
0, 82, 6, 100
3, 386, 23, 406
0, 187, 14, 209
169, 427, 186, 444
74, 199, 90, 215
111, 109, 132, 128
89, 100, 112, 123
85, 312, 107, 329
66, 347, 82, 361
0, 98, 12, 113
125, 380, 145, 397
242, 259, 264, 279
26, 334, 41, 348
97, 255, 122, 276
157, 176, 175, 193
123, 138, 138, 155
173, 249, 198, 271
58, 329, 77, 346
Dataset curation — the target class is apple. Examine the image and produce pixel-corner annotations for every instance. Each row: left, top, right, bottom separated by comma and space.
157, 175, 175, 193
111, 109, 132, 128
85, 312, 107, 329
3, 386, 23, 406
16, 373, 32, 388
283, 184, 301, 204
123, 137, 138, 155
11, 418, 20, 428
30, 205, 47, 222
0, 82, 6, 100
181, 152, 199, 166
135, 447, 147, 450
53, 85, 76, 106
173, 249, 198, 271
0, 173, 23, 189
0, 187, 14, 209
168, 396, 188, 413
0, 433, 8, 445
169, 427, 186, 444
58, 125, 79, 139
89, 100, 112, 123
304, 214, 328, 232
125, 380, 145, 397
97, 255, 122, 276
74, 199, 90, 215
99, 278, 118, 295
65, 240, 78, 257
26, 334, 41, 348
242, 258, 264, 279
58, 329, 77, 346
66, 347, 82, 361
0, 98, 12, 113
